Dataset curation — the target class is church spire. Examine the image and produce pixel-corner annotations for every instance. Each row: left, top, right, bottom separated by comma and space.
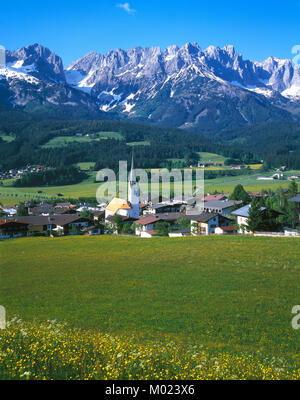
127, 150, 140, 219
129, 150, 136, 184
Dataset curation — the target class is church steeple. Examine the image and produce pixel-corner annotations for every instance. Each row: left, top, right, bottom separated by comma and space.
128, 151, 140, 219
129, 152, 136, 184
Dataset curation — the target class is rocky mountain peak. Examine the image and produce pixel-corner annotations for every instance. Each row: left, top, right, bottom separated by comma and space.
6, 43, 65, 83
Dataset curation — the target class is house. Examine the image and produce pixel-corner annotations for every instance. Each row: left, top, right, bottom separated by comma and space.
135, 215, 161, 236
1, 206, 18, 216
231, 205, 266, 233
144, 201, 184, 215
14, 215, 89, 235
188, 213, 220, 235
198, 162, 214, 168
231, 165, 243, 170
105, 197, 134, 219
53, 205, 77, 215
188, 212, 233, 235
0, 219, 29, 239
28, 204, 53, 216
199, 200, 241, 216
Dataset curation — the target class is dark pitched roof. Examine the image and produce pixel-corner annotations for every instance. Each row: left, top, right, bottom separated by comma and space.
14, 215, 87, 226
202, 200, 241, 210
186, 212, 219, 223
157, 212, 184, 222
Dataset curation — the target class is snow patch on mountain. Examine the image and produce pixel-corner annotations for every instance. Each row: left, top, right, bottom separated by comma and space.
281, 85, 300, 99
0, 66, 40, 85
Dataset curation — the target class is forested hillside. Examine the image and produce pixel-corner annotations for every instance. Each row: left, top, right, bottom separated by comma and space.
0, 106, 257, 171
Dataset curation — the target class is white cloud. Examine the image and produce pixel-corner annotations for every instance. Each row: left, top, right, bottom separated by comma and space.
116, 2, 136, 14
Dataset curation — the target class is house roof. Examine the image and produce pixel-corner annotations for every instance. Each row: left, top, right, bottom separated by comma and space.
14, 215, 86, 226
148, 201, 183, 210
204, 194, 228, 201
0, 219, 29, 226
288, 194, 300, 203
202, 200, 240, 210
105, 197, 132, 215
158, 212, 184, 222
231, 204, 266, 218
136, 215, 161, 225
219, 226, 237, 232
188, 212, 219, 223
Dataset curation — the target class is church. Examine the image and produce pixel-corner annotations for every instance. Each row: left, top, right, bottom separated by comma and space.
105, 156, 140, 220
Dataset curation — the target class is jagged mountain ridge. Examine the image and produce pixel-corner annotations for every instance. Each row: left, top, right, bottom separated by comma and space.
1, 42, 300, 132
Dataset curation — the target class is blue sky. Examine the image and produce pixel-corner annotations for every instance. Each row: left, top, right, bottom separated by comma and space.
1, 0, 300, 66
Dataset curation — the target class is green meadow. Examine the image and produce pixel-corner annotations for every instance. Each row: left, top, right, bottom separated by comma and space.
1, 235, 300, 361
0, 132, 15, 143
1, 169, 299, 205
42, 131, 123, 148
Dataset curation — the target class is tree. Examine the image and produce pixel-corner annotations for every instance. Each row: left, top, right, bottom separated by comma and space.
17, 202, 28, 216
113, 215, 124, 234
184, 151, 199, 166
155, 221, 170, 236
121, 223, 132, 234
246, 198, 263, 233
224, 158, 240, 166
176, 215, 190, 230
80, 208, 94, 222
288, 180, 298, 198
230, 184, 250, 203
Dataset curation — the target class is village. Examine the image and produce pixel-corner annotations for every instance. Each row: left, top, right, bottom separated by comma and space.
1, 160, 300, 240
0, 165, 54, 181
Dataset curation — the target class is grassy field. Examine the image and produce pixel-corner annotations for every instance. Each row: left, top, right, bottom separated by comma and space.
198, 152, 228, 165
42, 131, 123, 148
0, 132, 15, 143
126, 141, 150, 146
2, 318, 299, 380
76, 162, 96, 171
1, 170, 299, 205
1, 236, 300, 357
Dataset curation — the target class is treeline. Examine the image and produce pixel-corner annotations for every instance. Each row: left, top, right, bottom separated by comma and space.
14, 166, 87, 187
205, 169, 253, 180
